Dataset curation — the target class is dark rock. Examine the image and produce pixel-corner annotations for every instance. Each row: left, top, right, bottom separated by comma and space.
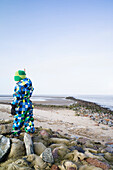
86, 158, 110, 170
51, 164, 60, 170
52, 148, 59, 159
41, 148, 54, 163
67, 167, 77, 170
68, 146, 85, 153
0, 135, 11, 162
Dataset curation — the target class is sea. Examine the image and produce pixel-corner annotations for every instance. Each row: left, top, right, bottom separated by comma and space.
74, 95, 113, 111
0, 95, 113, 111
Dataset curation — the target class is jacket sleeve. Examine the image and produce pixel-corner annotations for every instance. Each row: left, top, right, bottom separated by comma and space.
29, 86, 34, 97
12, 84, 22, 106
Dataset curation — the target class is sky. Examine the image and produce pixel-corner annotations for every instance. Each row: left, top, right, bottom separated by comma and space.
0, 0, 113, 96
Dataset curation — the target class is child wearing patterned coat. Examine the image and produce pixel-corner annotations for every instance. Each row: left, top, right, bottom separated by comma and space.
11, 70, 35, 137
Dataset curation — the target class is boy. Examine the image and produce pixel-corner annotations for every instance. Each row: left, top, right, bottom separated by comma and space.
11, 70, 35, 137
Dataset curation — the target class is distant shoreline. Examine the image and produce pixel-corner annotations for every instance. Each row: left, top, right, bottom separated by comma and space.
0, 96, 113, 114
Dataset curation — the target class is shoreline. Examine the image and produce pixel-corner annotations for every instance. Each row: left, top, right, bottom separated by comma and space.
0, 96, 112, 113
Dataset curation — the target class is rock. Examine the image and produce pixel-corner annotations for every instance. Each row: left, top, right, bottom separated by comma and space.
52, 146, 69, 160
79, 165, 102, 170
8, 159, 32, 170
8, 138, 25, 159
85, 150, 105, 161
84, 148, 98, 154
86, 158, 110, 170
0, 135, 11, 162
51, 164, 60, 170
41, 148, 54, 163
101, 127, 108, 130
73, 150, 86, 162
61, 160, 77, 170
34, 154, 47, 169
67, 168, 77, 170
70, 135, 79, 139
26, 154, 47, 169
24, 133, 34, 155
77, 137, 89, 145
65, 150, 86, 162
50, 138, 70, 145
0, 124, 12, 135
85, 140, 94, 148
105, 146, 113, 153
55, 146, 69, 159
52, 148, 59, 159
40, 129, 49, 138
49, 143, 66, 149
104, 152, 113, 162
0, 119, 12, 124
34, 142, 46, 155
33, 135, 48, 146
68, 146, 85, 153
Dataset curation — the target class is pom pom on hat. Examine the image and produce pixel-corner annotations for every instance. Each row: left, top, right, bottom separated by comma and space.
14, 70, 26, 81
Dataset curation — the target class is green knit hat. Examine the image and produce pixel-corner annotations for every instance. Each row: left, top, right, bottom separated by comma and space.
14, 70, 26, 81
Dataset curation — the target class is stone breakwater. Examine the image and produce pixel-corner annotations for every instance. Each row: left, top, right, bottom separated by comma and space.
0, 120, 113, 170
66, 97, 113, 127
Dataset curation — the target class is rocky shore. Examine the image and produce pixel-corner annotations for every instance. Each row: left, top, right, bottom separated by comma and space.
0, 119, 113, 170
66, 97, 113, 127
0, 97, 113, 169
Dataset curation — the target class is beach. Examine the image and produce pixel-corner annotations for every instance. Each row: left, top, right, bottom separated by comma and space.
0, 97, 113, 169
0, 97, 113, 144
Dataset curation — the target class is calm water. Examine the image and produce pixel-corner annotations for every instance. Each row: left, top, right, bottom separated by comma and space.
74, 95, 113, 111
0, 95, 113, 111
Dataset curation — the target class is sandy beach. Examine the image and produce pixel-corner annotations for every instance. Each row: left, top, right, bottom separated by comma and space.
0, 102, 113, 144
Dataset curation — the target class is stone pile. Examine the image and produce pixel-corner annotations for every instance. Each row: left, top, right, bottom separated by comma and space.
0, 120, 113, 170
73, 106, 113, 127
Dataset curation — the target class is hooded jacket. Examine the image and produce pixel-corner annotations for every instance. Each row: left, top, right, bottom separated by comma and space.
12, 78, 34, 112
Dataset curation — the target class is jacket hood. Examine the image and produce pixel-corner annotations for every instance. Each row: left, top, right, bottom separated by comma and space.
17, 78, 34, 98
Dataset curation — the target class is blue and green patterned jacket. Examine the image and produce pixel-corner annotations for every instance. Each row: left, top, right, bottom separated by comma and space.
12, 78, 34, 112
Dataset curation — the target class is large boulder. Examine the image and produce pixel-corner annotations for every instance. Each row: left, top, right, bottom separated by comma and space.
0, 135, 11, 162
8, 138, 25, 159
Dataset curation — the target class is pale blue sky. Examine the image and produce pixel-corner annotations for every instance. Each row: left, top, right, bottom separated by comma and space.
0, 0, 113, 95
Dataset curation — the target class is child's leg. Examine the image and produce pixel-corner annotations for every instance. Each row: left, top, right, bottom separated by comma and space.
12, 111, 25, 136
24, 108, 35, 134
